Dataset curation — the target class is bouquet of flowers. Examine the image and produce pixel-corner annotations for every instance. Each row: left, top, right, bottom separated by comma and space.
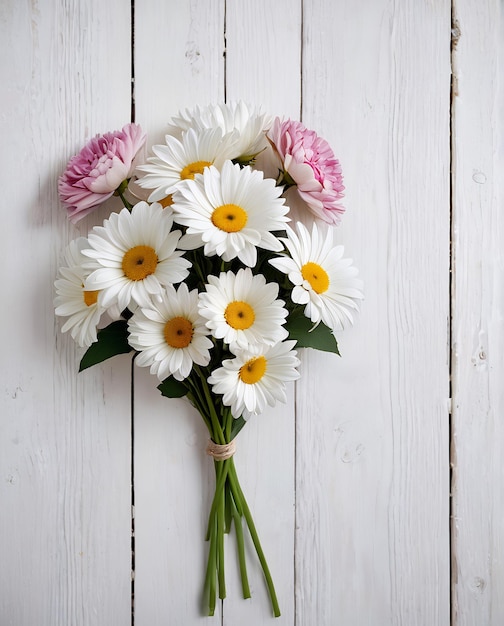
54, 102, 363, 617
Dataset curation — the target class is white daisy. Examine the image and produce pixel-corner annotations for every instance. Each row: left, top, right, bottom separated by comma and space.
198, 267, 288, 351
82, 202, 191, 312
207, 340, 300, 420
128, 283, 213, 382
269, 222, 363, 331
54, 238, 105, 347
135, 127, 237, 202
167, 101, 272, 162
172, 160, 288, 267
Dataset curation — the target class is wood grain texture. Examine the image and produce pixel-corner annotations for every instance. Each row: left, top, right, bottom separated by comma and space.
0, 1, 132, 625
133, 0, 225, 146
133, 2, 301, 623
225, 0, 302, 119
3, 0, 503, 623
451, 2, 504, 624
224, 2, 301, 624
133, 2, 226, 624
296, 1, 451, 624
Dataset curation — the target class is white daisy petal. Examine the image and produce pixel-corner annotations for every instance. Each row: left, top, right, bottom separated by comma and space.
269, 222, 363, 332
167, 101, 272, 162
198, 267, 288, 351
54, 238, 105, 347
207, 340, 300, 420
82, 202, 191, 312
128, 283, 213, 382
171, 160, 288, 267
136, 127, 238, 202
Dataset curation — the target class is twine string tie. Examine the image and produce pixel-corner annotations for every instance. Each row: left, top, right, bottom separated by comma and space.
206, 439, 236, 461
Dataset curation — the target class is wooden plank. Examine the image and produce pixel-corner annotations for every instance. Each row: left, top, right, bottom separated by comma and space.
132, 1, 226, 624
223, 2, 302, 624
224, 0, 301, 626
128, 214, 296, 617
133, 1, 302, 622
0, 1, 466, 624
225, 0, 302, 119
0, 1, 132, 625
451, 2, 504, 624
296, 2, 451, 624
133, 0, 225, 147
133, 368, 218, 624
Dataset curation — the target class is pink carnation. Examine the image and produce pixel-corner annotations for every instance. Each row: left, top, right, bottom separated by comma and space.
59, 123, 146, 223
268, 118, 345, 225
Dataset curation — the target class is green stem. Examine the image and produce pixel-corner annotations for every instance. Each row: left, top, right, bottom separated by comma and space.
223, 407, 233, 441
276, 169, 296, 190
217, 464, 226, 600
228, 459, 281, 617
204, 516, 218, 616
114, 179, 133, 209
192, 250, 208, 287
224, 480, 232, 534
195, 371, 278, 615
118, 189, 133, 210
194, 365, 225, 444
229, 486, 250, 599
205, 459, 229, 540
184, 378, 212, 434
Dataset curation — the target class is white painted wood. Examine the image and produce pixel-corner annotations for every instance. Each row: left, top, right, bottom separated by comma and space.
0, 1, 132, 625
451, 2, 504, 624
133, 2, 226, 624
223, 3, 301, 624
296, 2, 451, 624
133, 2, 302, 623
3, 0, 504, 624
224, 0, 302, 120
133, 368, 217, 623
133, 0, 225, 147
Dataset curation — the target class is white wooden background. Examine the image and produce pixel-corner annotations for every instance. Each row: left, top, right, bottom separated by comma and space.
1, 1, 503, 624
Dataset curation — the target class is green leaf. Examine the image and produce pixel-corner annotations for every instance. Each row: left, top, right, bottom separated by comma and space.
286, 310, 340, 355
79, 320, 133, 371
157, 376, 188, 398
230, 416, 247, 440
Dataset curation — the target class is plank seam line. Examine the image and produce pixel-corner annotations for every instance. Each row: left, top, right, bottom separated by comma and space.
449, 3, 461, 625
221, 8, 227, 626
130, 3, 136, 624
130, 354, 136, 626
223, 0, 227, 106
294, 5, 305, 624
131, 0, 136, 125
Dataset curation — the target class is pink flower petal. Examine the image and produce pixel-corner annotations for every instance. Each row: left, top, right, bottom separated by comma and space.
58, 123, 146, 222
268, 117, 345, 225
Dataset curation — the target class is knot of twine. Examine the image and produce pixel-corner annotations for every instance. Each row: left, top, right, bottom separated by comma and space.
206, 439, 236, 461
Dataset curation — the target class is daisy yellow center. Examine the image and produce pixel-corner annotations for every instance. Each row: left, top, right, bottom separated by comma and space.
163, 316, 194, 348
224, 301, 255, 330
301, 262, 330, 294
180, 160, 212, 180
159, 194, 174, 208
122, 245, 158, 281
211, 204, 248, 232
239, 356, 267, 384
83, 289, 99, 307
